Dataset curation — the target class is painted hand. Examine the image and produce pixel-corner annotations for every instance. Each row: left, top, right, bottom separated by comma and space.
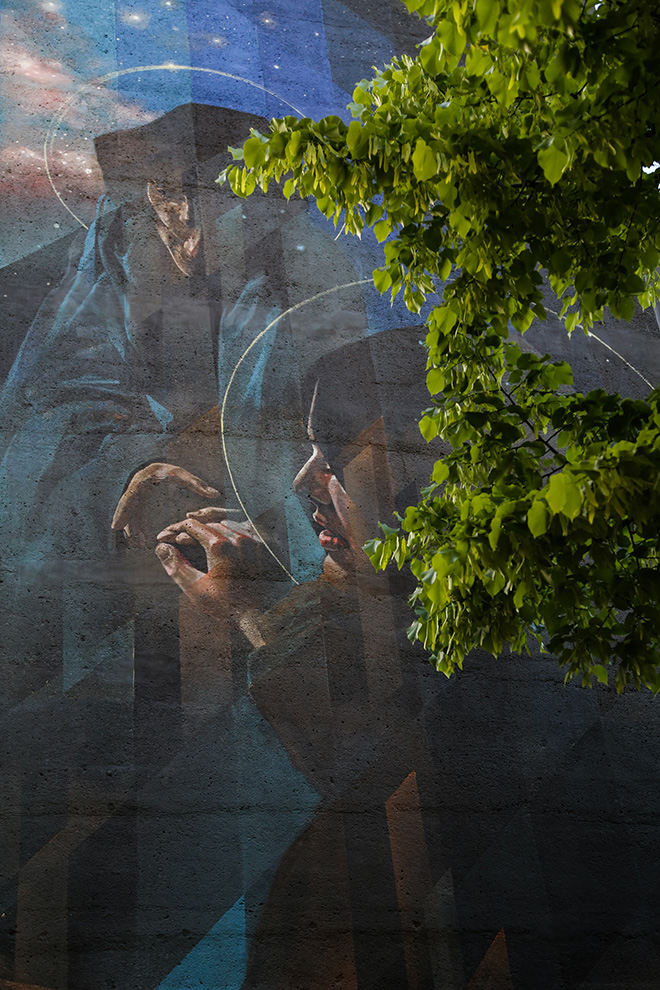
111, 462, 220, 548
161, 506, 248, 544
154, 515, 266, 647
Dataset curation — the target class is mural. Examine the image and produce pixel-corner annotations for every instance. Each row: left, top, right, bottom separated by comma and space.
2, 2, 660, 990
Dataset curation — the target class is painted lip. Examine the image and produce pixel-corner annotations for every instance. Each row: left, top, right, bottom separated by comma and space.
318, 527, 350, 551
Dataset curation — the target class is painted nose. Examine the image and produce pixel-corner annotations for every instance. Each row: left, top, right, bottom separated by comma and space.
293, 447, 332, 502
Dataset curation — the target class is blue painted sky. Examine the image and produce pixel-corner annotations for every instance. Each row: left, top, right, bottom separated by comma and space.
0, 0, 404, 265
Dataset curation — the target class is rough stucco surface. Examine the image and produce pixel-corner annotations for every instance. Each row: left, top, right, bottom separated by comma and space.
0, 3, 659, 990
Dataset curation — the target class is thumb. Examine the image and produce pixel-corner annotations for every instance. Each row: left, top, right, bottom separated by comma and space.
155, 543, 203, 591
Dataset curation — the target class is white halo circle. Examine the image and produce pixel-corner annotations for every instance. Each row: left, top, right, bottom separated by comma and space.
221, 279, 374, 585
43, 63, 304, 230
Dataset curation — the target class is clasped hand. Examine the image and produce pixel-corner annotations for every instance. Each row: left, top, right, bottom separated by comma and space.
155, 507, 266, 648
112, 463, 267, 646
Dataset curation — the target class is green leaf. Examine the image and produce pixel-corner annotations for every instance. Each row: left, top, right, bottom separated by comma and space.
243, 136, 266, 168
476, 0, 498, 35
438, 255, 452, 281
379, 522, 399, 536
528, 500, 550, 537
483, 568, 506, 597
412, 138, 437, 182
538, 144, 569, 184
419, 39, 442, 75
346, 120, 369, 157
365, 202, 384, 225
619, 296, 636, 321
551, 248, 572, 274
373, 267, 392, 293
374, 219, 392, 242
466, 45, 491, 77
514, 582, 528, 609
352, 84, 372, 106
545, 473, 583, 519
437, 17, 464, 58
426, 368, 445, 394
419, 415, 438, 441
488, 514, 502, 550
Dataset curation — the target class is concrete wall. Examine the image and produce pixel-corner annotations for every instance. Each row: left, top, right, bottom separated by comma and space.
1, 2, 659, 989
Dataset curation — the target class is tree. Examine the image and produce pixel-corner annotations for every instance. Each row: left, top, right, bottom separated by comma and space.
220, 0, 660, 692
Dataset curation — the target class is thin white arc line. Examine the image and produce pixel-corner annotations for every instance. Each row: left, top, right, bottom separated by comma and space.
220, 278, 373, 585
585, 330, 654, 388
43, 63, 304, 230
542, 306, 654, 388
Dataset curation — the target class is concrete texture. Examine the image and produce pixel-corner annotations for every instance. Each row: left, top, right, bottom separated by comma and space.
0, 2, 659, 989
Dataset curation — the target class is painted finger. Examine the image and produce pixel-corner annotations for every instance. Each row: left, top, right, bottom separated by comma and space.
111, 489, 137, 530
156, 518, 228, 543
164, 522, 242, 547
156, 521, 189, 542
162, 465, 219, 499
186, 506, 241, 522
175, 517, 230, 554
220, 519, 259, 537
214, 520, 262, 547
206, 520, 257, 547
155, 543, 203, 591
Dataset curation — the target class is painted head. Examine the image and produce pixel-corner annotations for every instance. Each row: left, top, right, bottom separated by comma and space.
295, 328, 432, 586
293, 381, 366, 582
94, 103, 287, 275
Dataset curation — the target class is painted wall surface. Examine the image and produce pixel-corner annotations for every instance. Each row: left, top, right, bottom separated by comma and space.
1, 2, 660, 989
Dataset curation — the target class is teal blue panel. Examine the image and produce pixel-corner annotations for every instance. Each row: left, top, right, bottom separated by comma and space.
156, 896, 247, 990
284, 490, 325, 583
233, 695, 320, 891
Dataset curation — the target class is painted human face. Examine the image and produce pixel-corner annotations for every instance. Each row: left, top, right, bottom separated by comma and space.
293, 394, 367, 581
293, 443, 354, 549
147, 178, 202, 276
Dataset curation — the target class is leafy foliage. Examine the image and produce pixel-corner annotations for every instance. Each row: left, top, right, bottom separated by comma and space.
220, 0, 660, 691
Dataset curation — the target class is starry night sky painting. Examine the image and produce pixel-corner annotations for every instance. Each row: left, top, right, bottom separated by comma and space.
2, 3, 660, 990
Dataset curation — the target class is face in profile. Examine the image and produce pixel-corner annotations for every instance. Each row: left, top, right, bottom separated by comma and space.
294, 329, 431, 589
293, 388, 372, 584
